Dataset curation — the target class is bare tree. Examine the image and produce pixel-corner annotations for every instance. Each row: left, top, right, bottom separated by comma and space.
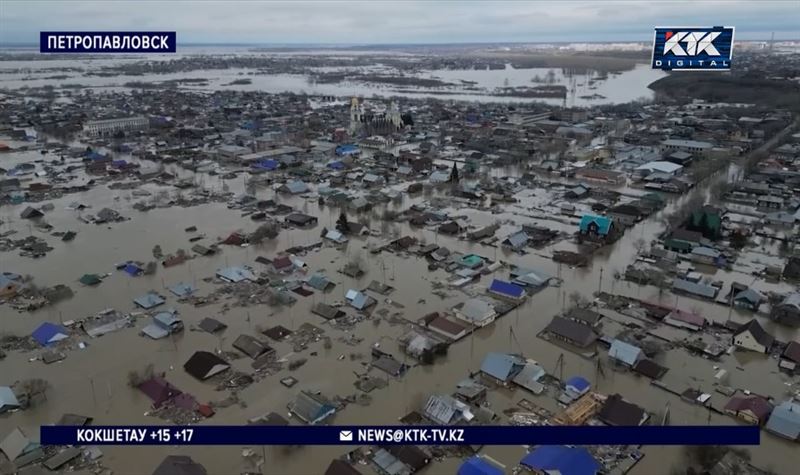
127, 364, 155, 387
633, 238, 647, 256
568, 291, 589, 308
144, 261, 157, 275
16, 378, 50, 407
250, 221, 280, 243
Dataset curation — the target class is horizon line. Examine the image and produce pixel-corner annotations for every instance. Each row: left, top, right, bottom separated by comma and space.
1, 38, 798, 48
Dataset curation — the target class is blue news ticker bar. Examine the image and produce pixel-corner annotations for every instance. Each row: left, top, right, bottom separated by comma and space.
40, 32, 177, 53
41, 425, 760, 446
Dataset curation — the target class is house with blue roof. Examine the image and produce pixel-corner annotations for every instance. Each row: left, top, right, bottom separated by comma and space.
142, 310, 182, 340
133, 292, 166, 310
0, 386, 20, 414
765, 400, 800, 441
289, 391, 336, 425
510, 266, 551, 289
335, 144, 360, 157
86, 151, 108, 161
609, 339, 644, 367
562, 375, 591, 403
168, 282, 196, 298
578, 214, 617, 243
251, 159, 280, 171
457, 456, 504, 475
32, 322, 69, 346
122, 262, 144, 277
345, 289, 375, 311
480, 352, 525, 383
520, 445, 601, 475
306, 273, 334, 291
216, 266, 256, 283
488, 279, 526, 302
502, 230, 530, 251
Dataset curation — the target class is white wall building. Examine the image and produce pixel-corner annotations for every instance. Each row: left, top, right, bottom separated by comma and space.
84, 116, 149, 137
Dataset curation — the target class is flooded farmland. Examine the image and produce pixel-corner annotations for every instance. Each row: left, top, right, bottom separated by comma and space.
0, 46, 665, 106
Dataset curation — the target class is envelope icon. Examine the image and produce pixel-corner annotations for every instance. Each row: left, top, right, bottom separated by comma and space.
339, 430, 353, 442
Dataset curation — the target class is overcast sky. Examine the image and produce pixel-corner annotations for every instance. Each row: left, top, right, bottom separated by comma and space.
1, 1, 798, 45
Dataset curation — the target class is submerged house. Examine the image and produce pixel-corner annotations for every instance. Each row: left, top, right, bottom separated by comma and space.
345, 289, 376, 311
512, 361, 547, 395
279, 180, 309, 194
509, 266, 551, 289
0, 387, 20, 414
663, 309, 706, 331
32, 322, 69, 346
487, 279, 525, 302
152, 456, 208, 475
543, 316, 597, 348
233, 334, 275, 360
765, 401, 800, 441
724, 395, 773, 426
457, 457, 503, 475
733, 287, 766, 312
453, 298, 496, 327
780, 341, 800, 373
502, 230, 529, 251
578, 214, 617, 243
672, 277, 718, 299
520, 445, 601, 475
216, 266, 257, 283
184, 351, 230, 380
137, 376, 182, 408
689, 246, 724, 266
771, 293, 800, 326
289, 391, 336, 425
598, 393, 648, 426
426, 315, 468, 341
733, 319, 774, 354
142, 310, 183, 339
423, 394, 473, 425
479, 352, 525, 384
608, 339, 643, 367
312, 302, 346, 320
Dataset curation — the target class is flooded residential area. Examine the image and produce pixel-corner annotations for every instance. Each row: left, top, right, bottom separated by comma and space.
2, 4, 800, 475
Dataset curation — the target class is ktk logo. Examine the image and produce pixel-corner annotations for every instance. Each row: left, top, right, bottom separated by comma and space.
663, 30, 721, 56
652, 26, 734, 71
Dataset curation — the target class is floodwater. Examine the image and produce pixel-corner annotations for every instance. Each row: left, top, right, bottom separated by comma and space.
0, 49, 665, 106
1, 132, 799, 475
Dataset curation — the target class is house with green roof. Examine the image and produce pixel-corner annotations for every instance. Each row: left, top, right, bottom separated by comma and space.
460, 254, 484, 269
578, 214, 618, 243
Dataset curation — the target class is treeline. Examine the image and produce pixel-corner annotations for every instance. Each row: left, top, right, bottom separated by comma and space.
648, 73, 800, 110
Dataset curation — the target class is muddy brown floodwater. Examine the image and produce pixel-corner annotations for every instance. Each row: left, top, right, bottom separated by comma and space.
1, 141, 798, 475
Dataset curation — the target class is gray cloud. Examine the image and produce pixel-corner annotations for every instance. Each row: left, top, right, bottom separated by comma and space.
0, 1, 797, 44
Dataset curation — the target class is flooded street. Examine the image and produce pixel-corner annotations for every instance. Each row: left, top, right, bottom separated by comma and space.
0, 15, 798, 470
1, 133, 799, 474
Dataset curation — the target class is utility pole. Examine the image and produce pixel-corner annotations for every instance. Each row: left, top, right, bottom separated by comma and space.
89, 377, 97, 407
597, 267, 604, 296
594, 358, 606, 387
470, 320, 476, 372
553, 353, 565, 383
